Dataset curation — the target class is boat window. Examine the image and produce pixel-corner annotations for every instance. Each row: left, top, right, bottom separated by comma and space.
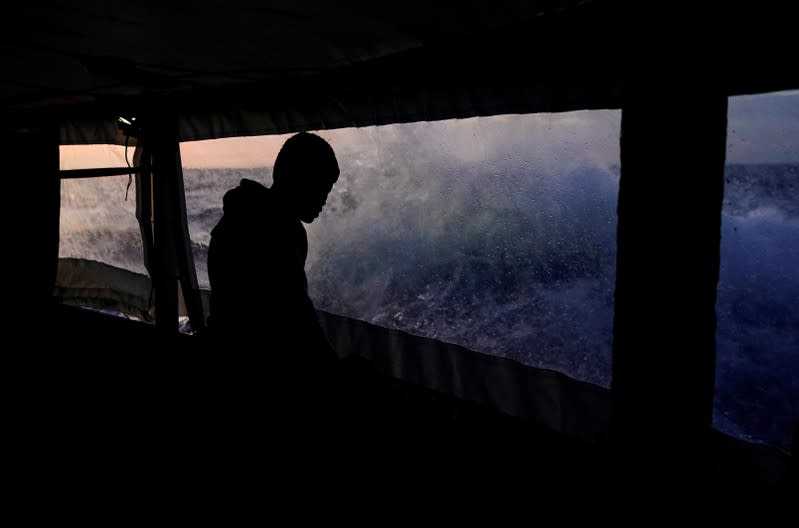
715, 89, 799, 449
181, 111, 621, 386
56, 144, 149, 319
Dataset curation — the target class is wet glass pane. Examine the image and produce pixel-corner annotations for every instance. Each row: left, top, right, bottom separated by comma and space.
181, 111, 621, 386
716, 90, 799, 449
58, 145, 145, 274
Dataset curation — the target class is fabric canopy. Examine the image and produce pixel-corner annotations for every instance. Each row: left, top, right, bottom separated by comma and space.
0, 1, 794, 144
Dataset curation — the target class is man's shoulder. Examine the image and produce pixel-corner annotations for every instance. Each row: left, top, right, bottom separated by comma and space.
221, 178, 270, 213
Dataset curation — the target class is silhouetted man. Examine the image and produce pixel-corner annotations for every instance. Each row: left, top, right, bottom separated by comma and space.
192, 133, 382, 491
207, 132, 339, 364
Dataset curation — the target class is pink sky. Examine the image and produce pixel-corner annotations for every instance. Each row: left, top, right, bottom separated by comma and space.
179, 135, 289, 168
59, 91, 799, 170
60, 134, 290, 170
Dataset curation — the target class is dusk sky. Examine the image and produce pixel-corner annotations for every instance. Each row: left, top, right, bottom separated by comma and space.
60, 89, 798, 169
727, 89, 799, 163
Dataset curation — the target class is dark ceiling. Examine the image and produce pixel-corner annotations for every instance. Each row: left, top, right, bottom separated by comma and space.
1, 1, 796, 133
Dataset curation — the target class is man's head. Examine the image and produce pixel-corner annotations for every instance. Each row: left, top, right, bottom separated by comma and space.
272, 132, 339, 223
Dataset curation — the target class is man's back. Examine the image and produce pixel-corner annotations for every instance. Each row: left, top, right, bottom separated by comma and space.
202, 133, 343, 429
207, 178, 325, 354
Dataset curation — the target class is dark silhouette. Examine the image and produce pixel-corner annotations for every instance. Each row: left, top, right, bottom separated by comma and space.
202, 132, 346, 434
207, 132, 339, 357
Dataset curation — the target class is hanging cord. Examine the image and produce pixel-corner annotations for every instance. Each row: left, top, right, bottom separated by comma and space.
124, 135, 133, 201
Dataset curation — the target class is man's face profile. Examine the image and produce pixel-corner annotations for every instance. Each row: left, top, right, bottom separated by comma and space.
299, 171, 339, 223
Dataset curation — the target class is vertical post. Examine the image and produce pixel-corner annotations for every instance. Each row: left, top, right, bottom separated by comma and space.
147, 115, 181, 334
612, 65, 727, 492
1, 123, 60, 325
2, 122, 61, 502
